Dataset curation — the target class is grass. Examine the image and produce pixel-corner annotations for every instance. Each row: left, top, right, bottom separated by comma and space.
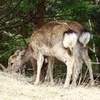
0, 71, 100, 100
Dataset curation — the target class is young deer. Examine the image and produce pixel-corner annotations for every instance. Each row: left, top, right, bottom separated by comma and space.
7, 21, 78, 88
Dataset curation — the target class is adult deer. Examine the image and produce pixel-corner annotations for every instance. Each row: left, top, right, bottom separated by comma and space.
7, 20, 94, 87
7, 21, 78, 88
45, 20, 94, 86
61, 20, 94, 86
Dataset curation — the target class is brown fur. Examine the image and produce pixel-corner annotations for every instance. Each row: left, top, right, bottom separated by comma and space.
7, 20, 94, 87
7, 21, 78, 88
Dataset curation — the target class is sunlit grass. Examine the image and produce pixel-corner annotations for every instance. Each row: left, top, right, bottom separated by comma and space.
0, 71, 100, 100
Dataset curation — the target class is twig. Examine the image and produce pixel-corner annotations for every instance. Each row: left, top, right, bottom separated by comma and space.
78, 69, 82, 86
85, 61, 100, 64
0, 48, 18, 58
88, 19, 99, 64
81, 69, 88, 85
0, 63, 6, 71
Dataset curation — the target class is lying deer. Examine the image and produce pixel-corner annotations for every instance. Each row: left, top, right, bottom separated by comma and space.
7, 21, 78, 88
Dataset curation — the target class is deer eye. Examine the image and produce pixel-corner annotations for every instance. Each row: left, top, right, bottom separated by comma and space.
11, 63, 13, 66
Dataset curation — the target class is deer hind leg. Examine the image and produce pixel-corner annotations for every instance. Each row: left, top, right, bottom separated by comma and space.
53, 48, 75, 88
80, 48, 94, 85
72, 56, 83, 87
64, 56, 75, 88
34, 52, 44, 85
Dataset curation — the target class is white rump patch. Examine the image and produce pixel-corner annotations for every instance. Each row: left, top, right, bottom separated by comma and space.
79, 32, 90, 47
63, 32, 78, 51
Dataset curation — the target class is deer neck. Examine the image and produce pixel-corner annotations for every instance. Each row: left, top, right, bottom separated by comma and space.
22, 47, 32, 64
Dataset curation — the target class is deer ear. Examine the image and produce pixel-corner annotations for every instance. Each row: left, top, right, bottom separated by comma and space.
14, 49, 21, 56
19, 46, 28, 56
19, 49, 26, 56
16, 49, 26, 60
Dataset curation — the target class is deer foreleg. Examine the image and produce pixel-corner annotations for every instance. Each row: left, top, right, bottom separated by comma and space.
34, 52, 44, 85
47, 57, 54, 85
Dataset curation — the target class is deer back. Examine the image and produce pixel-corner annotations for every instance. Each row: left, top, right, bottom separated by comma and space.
30, 21, 78, 56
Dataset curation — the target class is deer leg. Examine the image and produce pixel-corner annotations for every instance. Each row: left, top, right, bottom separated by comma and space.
34, 52, 44, 85
21, 64, 26, 76
80, 48, 94, 85
84, 57, 94, 85
52, 47, 75, 88
40, 61, 48, 82
64, 57, 74, 88
30, 58, 37, 81
47, 56, 54, 84
72, 58, 83, 86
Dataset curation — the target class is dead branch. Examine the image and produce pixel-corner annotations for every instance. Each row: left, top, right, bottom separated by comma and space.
0, 63, 6, 71
88, 19, 99, 64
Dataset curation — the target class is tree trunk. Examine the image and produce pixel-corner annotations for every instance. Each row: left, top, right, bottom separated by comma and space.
33, 0, 46, 30
94, 0, 100, 3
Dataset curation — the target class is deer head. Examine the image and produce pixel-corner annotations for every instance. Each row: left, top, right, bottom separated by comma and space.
7, 49, 27, 72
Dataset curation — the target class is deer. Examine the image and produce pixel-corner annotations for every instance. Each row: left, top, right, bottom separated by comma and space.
7, 21, 78, 88
7, 49, 48, 82
7, 20, 94, 87
43, 20, 94, 86
61, 20, 94, 86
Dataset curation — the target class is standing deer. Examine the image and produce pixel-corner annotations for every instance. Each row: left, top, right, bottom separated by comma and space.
7, 20, 94, 87
46, 19, 94, 86
7, 21, 78, 88
61, 20, 94, 86
7, 49, 48, 82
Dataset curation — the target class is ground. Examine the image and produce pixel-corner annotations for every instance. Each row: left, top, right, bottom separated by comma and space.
0, 71, 100, 100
